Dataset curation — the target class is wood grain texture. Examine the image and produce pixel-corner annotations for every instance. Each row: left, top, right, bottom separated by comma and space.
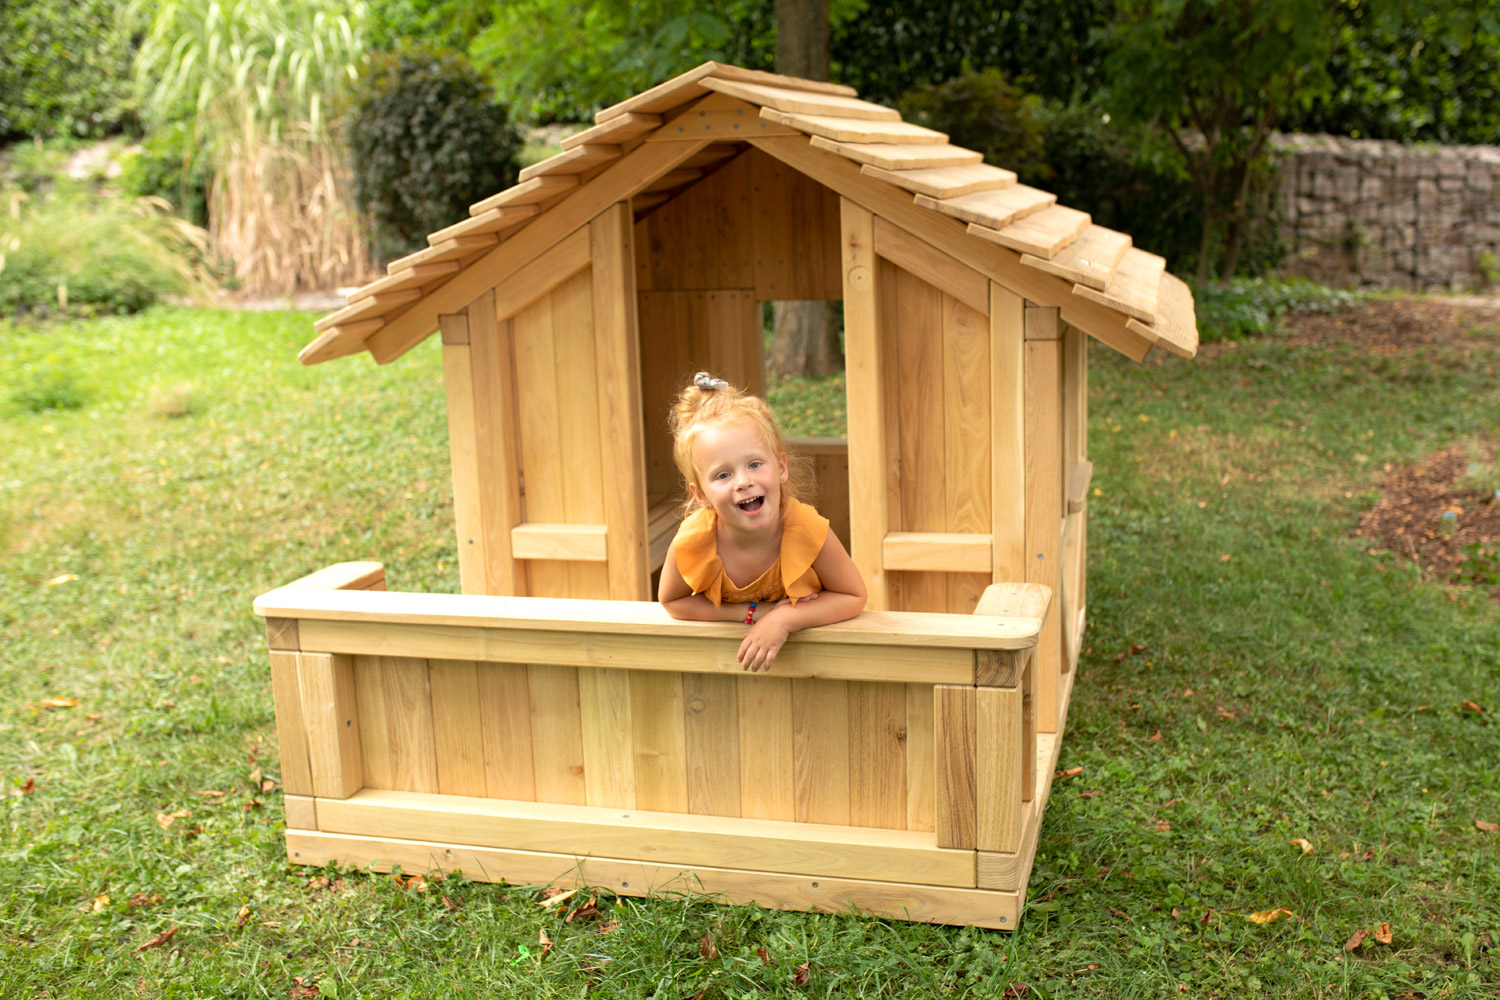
1024, 327, 1063, 735
892, 262, 947, 614
265, 617, 300, 651
527, 664, 588, 805
848, 682, 907, 829
1125, 271, 1199, 359
942, 290, 992, 614
578, 667, 636, 808
737, 676, 794, 821
934, 684, 976, 849
701, 77, 901, 120
968, 205, 1091, 259
379, 656, 439, 793
1074, 246, 1165, 322
466, 291, 527, 595
427, 659, 488, 797
872, 216, 989, 317
759, 109, 947, 144
647, 93, 799, 141
352, 655, 391, 789
1021, 225, 1131, 291
476, 661, 536, 800
298, 652, 363, 799
562, 112, 663, 150
812, 138, 982, 170
268, 650, 312, 796
840, 198, 887, 609
284, 794, 318, 831
861, 162, 1015, 200
684, 672, 741, 817
882, 532, 993, 573
905, 683, 935, 832
440, 322, 489, 595
631, 671, 689, 813
991, 283, 1027, 586
976, 685, 1022, 853
916, 185, 1056, 231
751, 147, 842, 300
793, 678, 850, 825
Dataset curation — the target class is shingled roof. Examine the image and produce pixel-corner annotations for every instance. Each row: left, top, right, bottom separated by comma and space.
305, 61, 1198, 366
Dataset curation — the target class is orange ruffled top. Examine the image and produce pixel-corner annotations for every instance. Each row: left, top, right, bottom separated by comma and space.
672, 497, 830, 607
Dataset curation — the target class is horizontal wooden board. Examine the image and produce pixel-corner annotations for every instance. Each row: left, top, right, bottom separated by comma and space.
346, 261, 461, 305
469, 175, 580, 216
511, 523, 608, 562
1073, 247, 1165, 322
915, 185, 1056, 231
647, 94, 800, 141
518, 144, 623, 183
594, 62, 857, 125
702, 77, 901, 121
860, 163, 1015, 200
973, 583, 1051, 621
883, 532, 994, 573
255, 586, 1045, 652
1126, 271, 1198, 359
314, 788, 976, 886
760, 109, 948, 145
562, 112, 663, 150
968, 204, 1090, 259
811, 138, 983, 171
1021, 225, 1131, 291
286, 829, 1017, 928
426, 205, 539, 245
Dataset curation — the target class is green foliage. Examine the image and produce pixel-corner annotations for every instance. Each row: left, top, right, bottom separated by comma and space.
832, 0, 1113, 106
0, 0, 142, 142
898, 71, 1049, 184
117, 122, 211, 228
0, 184, 212, 319
7, 363, 86, 413
1194, 277, 1359, 342
347, 47, 523, 263
1286, 1, 1500, 145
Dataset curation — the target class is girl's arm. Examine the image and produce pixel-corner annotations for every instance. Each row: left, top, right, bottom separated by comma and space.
738, 531, 867, 671
658, 539, 755, 622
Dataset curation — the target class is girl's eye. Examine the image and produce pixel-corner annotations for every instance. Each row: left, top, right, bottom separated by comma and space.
749, 461, 762, 469
715, 471, 730, 480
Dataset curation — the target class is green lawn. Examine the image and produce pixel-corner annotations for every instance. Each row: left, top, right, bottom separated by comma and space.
1, 305, 1497, 998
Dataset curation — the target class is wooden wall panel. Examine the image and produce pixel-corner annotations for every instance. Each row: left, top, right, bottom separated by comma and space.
477, 662, 536, 800
684, 673, 741, 817
905, 683, 935, 832
793, 678, 850, 825
1024, 308, 1064, 734
353, 655, 391, 790
750, 147, 843, 300
941, 293, 992, 614
631, 671, 689, 812
737, 675, 795, 821
578, 667, 636, 808
842, 199, 889, 610
428, 659, 487, 797
465, 292, 527, 595
848, 682, 907, 828
528, 664, 588, 805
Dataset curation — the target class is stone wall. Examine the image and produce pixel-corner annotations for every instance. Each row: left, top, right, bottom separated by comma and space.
1275, 133, 1500, 292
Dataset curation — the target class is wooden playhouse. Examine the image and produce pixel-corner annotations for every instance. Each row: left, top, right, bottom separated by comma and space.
253, 62, 1199, 929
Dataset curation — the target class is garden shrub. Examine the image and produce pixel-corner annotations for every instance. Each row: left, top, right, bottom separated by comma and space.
348, 46, 523, 265
118, 122, 211, 228
1193, 276, 1359, 342
898, 71, 1050, 185
0, 0, 142, 141
0, 184, 212, 319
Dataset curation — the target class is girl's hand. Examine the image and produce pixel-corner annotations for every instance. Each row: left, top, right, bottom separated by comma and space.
738, 615, 792, 672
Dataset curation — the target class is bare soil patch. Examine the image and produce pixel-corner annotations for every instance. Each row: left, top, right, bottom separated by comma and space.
1282, 296, 1500, 352
1355, 446, 1500, 587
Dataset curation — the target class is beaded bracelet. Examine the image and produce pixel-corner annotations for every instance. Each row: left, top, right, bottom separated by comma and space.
744, 601, 757, 625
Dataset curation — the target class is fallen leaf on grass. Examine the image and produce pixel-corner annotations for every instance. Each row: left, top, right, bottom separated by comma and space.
234, 905, 250, 928
39, 697, 78, 709
699, 932, 718, 960
1001, 984, 1029, 998
197, 790, 225, 798
1078, 790, 1099, 799
598, 920, 619, 933
155, 810, 189, 829
1219, 554, 1232, 563
1246, 908, 1295, 924
393, 874, 427, 893
44, 574, 78, 586
261, 779, 277, 794
1476, 819, 1498, 833
1182, 688, 1194, 697
539, 887, 580, 908
1290, 838, 1315, 854
1461, 700, 1485, 713
288, 976, 319, 998
1071, 964, 1100, 975
127, 893, 163, 911
133, 926, 177, 953
793, 961, 811, 986
442, 894, 462, 912
538, 928, 552, 957
88, 894, 110, 913
307, 877, 330, 890
1375, 922, 1392, 945
1148, 730, 1162, 743
1345, 927, 1369, 951
1129, 644, 1149, 655
17, 778, 36, 795
756, 947, 773, 965
248, 767, 262, 786
215, 656, 233, 665
1054, 767, 1083, 780
564, 897, 597, 923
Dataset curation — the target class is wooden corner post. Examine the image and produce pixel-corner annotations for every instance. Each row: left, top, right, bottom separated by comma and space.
1023, 304, 1063, 734
841, 197, 889, 609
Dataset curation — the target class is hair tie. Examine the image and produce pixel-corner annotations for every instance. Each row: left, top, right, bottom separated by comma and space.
693, 372, 728, 391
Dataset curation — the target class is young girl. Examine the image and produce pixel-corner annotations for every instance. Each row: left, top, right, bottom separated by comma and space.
659, 372, 867, 672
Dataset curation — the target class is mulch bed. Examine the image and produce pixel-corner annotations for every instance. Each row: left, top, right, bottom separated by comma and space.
1354, 446, 1500, 586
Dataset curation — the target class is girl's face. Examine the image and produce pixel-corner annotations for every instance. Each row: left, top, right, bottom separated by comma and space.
689, 419, 787, 532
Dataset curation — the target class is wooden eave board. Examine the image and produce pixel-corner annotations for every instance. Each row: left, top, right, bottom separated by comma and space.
1126, 272, 1198, 358
702, 77, 901, 121
1021, 225, 1131, 291
1073, 247, 1165, 323
595, 62, 856, 124
811, 138, 983, 170
968, 204, 1090, 259
469, 175, 579, 216
759, 108, 948, 145
313, 288, 419, 333
345, 261, 460, 305
915, 184, 1056, 231
561, 112, 663, 151
861, 162, 1016, 200
426, 204, 539, 245
517, 143, 623, 183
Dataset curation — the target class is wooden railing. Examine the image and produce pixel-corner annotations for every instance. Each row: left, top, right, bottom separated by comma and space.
255, 563, 1050, 928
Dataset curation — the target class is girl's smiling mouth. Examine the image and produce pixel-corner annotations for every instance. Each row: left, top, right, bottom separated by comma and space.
737, 495, 765, 513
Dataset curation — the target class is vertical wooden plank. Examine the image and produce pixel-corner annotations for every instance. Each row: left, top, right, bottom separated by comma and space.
353, 655, 391, 789
877, 257, 906, 613
428, 659, 487, 797
848, 682, 907, 829
934, 684, 977, 849
440, 315, 489, 595
467, 291, 527, 595
551, 268, 613, 601
637, 291, 692, 503
792, 678, 850, 825
751, 147, 842, 300
513, 290, 570, 599
737, 676, 794, 821
527, 664, 588, 805
380, 656, 439, 793
841, 198, 888, 609
991, 283, 1026, 586
1021, 649, 1037, 803
631, 671, 688, 812
269, 650, 313, 796
1025, 310, 1063, 735
577, 667, 635, 808
591, 202, 651, 600
684, 672, 742, 817
905, 683, 935, 832
477, 661, 536, 800
895, 266, 947, 614
298, 652, 363, 799
976, 685, 1022, 853
1063, 321, 1089, 634
942, 292, 992, 614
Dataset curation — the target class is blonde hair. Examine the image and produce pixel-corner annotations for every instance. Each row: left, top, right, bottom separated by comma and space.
669, 373, 812, 517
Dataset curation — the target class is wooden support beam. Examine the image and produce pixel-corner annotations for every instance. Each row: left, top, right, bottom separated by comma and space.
976, 686, 1022, 853
1024, 308, 1064, 734
934, 684, 977, 849
882, 532, 993, 573
872, 216, 989, 317
647, 93, 799, 141
991, 284, 1026, 585
841, 197, 890, 610
284, 794, 318, 831
511, 523, 609, 562
467, 291, 528, 595
269, 650, 313, 796
297, 652, 363, 799
440, 314, 488, 595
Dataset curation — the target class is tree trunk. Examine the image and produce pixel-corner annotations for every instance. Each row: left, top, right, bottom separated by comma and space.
767, 0, 840, 378
771, 301, 842, 376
